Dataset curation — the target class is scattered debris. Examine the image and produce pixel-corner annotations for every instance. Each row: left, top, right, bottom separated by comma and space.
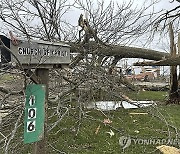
156, 145, 180, 154
87, 101, 156, 110
129, 112, 148, 115
133, 120, 137, 123
103, 118, 112, 124
121, 94, 133, 102
95, 125, 101, 135
134, 130, 140, 134
106, 129, 115, 138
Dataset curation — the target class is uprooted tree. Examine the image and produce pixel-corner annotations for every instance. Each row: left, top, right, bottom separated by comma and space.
0, 0, 179, 153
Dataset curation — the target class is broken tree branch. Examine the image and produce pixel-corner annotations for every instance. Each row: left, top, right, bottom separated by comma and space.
70, 42, 169, 62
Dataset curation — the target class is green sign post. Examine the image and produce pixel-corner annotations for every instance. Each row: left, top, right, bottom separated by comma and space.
24, 84, 46, 144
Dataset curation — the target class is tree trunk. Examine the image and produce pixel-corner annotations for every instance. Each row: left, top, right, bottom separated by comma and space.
134, 56, 180, 66
169, 23, 178, 102
178, 33, 180, 86
70, 42, 169, 61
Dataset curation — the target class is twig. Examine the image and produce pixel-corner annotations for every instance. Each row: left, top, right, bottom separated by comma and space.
48, 143, 66, 154
4, 111, 23, 154
48, 107, 69, 132
0, 131, 7, 149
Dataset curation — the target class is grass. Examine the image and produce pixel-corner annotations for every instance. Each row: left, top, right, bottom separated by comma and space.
0, 71, 177, 153
0, 73, 14, 83
0, 73, 22, 86
3, 91, 180, 154
127, 90, 168, 101
45, 104, 180, 154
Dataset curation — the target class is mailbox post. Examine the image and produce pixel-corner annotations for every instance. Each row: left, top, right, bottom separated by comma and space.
0, 35, 71, 154
33, 68, 49, 154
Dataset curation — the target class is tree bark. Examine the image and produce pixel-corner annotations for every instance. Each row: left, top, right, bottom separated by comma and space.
134, 56, 180, 66
169, 23, 178, 102
97, 45, 169, 60
178, 33, 180, 85
69, 42, 169, 67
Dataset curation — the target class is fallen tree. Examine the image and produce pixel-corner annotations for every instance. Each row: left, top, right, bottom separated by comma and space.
1, 0, 179, 153
70, 42, 169, 67
134, 56, 180, 66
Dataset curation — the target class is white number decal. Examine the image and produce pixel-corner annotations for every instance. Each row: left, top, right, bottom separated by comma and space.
27, 121, 36, 132
26, 95, 37, 133
29, 95, 35, 106
28, 108, 36, 119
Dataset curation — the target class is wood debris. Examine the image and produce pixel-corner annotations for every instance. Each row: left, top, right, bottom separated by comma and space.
129, 112, 148, 115
156, 145, 180, 154
103, 118, 112, 124
95, 125, 101, 135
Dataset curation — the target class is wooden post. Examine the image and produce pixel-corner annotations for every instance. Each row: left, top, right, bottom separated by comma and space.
33, 68, 49, 154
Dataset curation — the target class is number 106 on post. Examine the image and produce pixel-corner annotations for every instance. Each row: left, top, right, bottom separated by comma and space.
24, 84, 45, 144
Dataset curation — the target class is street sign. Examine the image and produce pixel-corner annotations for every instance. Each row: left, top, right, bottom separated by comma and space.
24, 84, 46, 144
0, 35, 71, 68
11, 39, 70, 67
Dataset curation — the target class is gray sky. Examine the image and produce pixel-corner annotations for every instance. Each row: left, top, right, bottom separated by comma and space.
64, 0, 179, 25
1, 0, 177, 74
63, 0, 178, 50
1, 0, 178, 48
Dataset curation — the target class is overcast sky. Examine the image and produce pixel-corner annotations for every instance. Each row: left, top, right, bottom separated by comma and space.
1, 0, 177, 74
63, 0, 179, 51
1, 0, 178, 49
1, 0, 178, 52
64, 0, 179, 26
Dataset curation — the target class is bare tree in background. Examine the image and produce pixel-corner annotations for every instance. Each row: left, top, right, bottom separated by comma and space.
0, 0, 179, 153
168, 22, 179, 102
153, 1, 180, 33
137, 1, 180, 103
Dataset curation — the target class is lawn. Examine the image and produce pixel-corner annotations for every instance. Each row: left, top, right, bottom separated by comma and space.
18, 103, 180, 154
2, 90, 180, 154
45, 104, 180, 154
127, 90, 168, 101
